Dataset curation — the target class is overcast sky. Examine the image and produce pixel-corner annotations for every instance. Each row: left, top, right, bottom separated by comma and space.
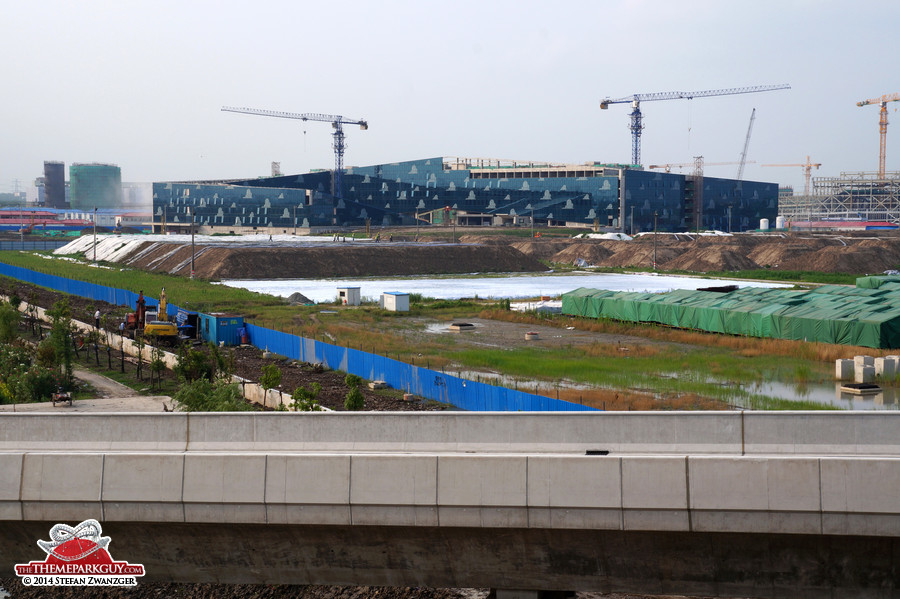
1, 0, 897, 194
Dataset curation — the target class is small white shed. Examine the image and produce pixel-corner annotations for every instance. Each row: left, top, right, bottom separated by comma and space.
380, 291, 409, 312
337, 286, 361, 306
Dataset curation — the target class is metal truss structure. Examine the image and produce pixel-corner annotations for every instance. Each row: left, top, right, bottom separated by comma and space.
778, 171, 900, 223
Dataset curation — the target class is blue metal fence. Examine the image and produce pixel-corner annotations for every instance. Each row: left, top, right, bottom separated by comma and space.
0, 262, 595, 412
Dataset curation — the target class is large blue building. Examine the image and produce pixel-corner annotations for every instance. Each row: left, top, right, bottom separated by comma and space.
152, 157, 778, 234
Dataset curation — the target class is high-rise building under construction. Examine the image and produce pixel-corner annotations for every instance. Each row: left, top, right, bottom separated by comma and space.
69, 163, 122, 209
43, 161, 66, 208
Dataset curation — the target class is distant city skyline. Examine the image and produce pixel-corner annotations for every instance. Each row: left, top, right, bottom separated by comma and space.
1, 0, 898, 196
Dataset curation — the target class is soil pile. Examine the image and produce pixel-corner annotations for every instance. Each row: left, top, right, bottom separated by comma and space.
532, 232, 900, 274
121, 244, 546, 279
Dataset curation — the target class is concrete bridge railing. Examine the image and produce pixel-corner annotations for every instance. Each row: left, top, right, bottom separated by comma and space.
2, 412, 899, 538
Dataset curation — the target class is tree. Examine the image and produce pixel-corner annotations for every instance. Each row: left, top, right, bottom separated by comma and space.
150, 345, 166, 390
47, 299, 75, 388
0, 300, 21, 344
260, 364, 282, 392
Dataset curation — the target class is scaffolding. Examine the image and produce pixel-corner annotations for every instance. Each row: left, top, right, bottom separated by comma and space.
778, 171, 900, 223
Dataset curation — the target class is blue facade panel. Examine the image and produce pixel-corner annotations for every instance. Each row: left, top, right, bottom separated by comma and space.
152, 157, 778, 233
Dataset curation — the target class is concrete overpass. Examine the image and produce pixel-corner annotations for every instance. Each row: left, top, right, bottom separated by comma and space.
2, 411, 899, 598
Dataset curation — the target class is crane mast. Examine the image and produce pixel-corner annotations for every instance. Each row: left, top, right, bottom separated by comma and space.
600, 84, 790, 166
736, 108, 756, 181
222, 106, 368, 199
857, 93, 900, 179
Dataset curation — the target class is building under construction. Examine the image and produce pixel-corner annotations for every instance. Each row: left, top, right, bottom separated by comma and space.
151, 157, 779, 234
777, 171, 900, 229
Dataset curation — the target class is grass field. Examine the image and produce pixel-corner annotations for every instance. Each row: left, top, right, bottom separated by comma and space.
0, 250, 879, 410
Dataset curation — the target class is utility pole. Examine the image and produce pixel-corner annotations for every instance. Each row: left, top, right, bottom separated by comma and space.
653, 211, 658, 270
93, 207, 97, 263
190, 206, 195, 279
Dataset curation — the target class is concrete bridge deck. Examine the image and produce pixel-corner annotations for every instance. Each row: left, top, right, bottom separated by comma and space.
2, 412, 899, 598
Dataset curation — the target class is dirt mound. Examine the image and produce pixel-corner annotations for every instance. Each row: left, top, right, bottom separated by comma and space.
663, 246, 759, 272
122, 243, 546, 279
550, 243, 615, 265
511, 240, 576, 260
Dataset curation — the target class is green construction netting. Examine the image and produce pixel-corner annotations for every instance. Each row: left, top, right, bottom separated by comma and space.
562, 281, 900, 348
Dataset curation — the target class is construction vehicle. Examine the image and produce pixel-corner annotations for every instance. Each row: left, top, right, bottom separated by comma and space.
123, 289, 178, 343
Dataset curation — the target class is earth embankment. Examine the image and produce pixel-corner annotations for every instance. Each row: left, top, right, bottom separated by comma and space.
104, 242, 548, 279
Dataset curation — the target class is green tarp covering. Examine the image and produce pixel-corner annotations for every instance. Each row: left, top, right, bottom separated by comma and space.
562, 281, 900, 349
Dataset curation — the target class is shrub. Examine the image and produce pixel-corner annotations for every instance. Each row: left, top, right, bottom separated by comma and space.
344, 386, 365, 411
291, 382, 323, 411
173, 378, 251, 411
174, 346, 214, 382
344, 373, 362, 389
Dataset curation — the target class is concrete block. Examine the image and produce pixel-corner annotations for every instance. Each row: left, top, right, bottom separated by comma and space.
437, 506, 528, 528
622, 456, 687, 510
854, 355, 875, 369
101, 453, 184, 502
437, 456, 526, 506
350, 455, 437, 506
266, 454, 350, 505
21, 454, 103, 502
0, 414, 188, 452
691, 510, 821, 535
22, 501, 103, 522
622, 509, 690, 531
183, 503, 266, 524
0, 453, 22, 500
743, 412, 900, 456
855, 365, 876, 383
875, 357, 896, 379
182, 454, 266, 503
688, 457, 820, 512
822, 512, 900, 537
821, 458, 900, 514
835, 359, 854, 381
533, 507, 622, 530
102, 502, 185, 522
0, 500, 22, 520
350, 505, 438, 527
186, 414, 259, 451
265, 504, 351, 526
527, 456, 621, 509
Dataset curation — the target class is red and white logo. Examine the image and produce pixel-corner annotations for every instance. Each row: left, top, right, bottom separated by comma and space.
15, 519, 145, 587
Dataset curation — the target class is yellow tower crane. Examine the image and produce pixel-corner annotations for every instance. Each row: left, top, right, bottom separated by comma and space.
761, 156, 821, 196
648, 161, 753, 174
857, 93, 900, 179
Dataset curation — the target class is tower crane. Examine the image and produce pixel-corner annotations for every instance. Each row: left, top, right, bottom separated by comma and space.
600, 84, 790, 166
761, 156, 821, 196
222, 106, 368, 199
736, 108, 756, 181
857, 93, 900, 179
648, 160, 754, 174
